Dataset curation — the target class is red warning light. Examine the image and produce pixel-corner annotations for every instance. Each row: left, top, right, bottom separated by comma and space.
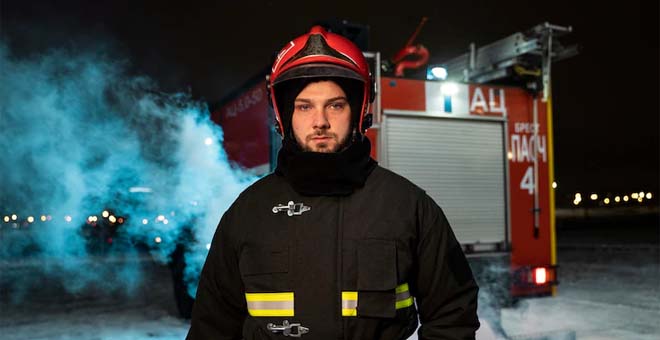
534, 267, 547, 285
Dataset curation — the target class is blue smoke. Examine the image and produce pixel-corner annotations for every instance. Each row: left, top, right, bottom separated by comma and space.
0, 41, 257, 300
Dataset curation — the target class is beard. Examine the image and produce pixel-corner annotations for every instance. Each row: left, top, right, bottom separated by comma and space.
298, 130, 352, 153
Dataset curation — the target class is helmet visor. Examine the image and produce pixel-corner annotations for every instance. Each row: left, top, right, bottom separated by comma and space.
273, 63, 364, 85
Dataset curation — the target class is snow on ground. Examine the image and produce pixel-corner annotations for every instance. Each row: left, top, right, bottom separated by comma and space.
1, 225, 658, 339
500, 246, 660, 340
1, 253, 191, 340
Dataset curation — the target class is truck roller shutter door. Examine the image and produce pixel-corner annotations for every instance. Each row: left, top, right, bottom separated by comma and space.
385, 115, 506, 245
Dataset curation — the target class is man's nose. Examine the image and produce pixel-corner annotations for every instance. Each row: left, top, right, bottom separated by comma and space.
312, 108, 330, 129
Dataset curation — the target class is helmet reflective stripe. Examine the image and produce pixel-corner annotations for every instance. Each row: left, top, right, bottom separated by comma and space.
272, 41, 296, 73
341, 283, 413, 317
245, 292, 295, 317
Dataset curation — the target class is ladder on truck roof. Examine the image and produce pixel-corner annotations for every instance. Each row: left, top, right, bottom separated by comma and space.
440, 22, 579, 101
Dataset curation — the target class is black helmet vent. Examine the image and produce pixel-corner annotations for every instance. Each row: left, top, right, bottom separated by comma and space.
283, 34, 356, 68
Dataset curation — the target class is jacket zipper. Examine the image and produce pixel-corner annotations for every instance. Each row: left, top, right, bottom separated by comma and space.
336, 196, 344, 340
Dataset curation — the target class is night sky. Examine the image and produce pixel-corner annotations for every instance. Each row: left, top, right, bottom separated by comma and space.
2, 0, 658, 207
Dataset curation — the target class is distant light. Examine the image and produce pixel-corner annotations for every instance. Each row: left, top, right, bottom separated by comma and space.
427, 66, 448, 80
47, 215, 52, 221
64, 215, 72, 223
631, 193, 639, 199
574, 192, 582, 205
590, 194, 598, 200
534, 267, 547, 285
27, 216, 34, 223
646, 192, 653, 200
507, 151, 513, 160
638, 196, 644, 203
206, 243, 211, 250
204, 137, 213, 146
117, 217, 124, 224
614, 196, 621, 203
129, 186, 153, 193
163, 219, 169, 225
11, 214, 17, 221
604, 198, 610, 204
102, 210, 109, 218
109, 215, 117, 223
639, 191, 645, 198
623, 195, 629, 202
157, 215, 165, 222
3, 216, 9, 223
142, 219, 149, 225
40, 215, 47, 222
88, 216, 95, 223
552, 181, 558, 189
154, 236, 162, 244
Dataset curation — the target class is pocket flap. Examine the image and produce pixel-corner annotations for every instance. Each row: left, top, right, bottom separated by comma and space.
239, 247, 289, 276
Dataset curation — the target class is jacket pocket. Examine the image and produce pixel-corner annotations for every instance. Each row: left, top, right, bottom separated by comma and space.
239, 246, 290, 292
356, 239, 397, 318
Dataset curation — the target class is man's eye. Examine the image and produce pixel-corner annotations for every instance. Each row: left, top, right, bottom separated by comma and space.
296, 104, 310, 111
329, 102, 346, 110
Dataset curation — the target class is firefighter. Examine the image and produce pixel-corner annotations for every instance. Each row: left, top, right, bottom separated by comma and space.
187, 25, 479, 339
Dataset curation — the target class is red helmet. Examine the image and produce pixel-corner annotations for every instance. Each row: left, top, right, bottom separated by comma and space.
268, 25, 374, 136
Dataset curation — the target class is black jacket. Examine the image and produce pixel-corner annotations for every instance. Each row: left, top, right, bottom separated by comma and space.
187, 165, 479, 339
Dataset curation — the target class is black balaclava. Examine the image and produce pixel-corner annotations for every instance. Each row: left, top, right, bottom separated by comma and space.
273, 77, 377, 196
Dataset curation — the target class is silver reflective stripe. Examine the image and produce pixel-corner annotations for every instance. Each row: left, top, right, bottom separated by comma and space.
247, 300, 295, 310
396, 290, 410, 301
341, 299, 357, 310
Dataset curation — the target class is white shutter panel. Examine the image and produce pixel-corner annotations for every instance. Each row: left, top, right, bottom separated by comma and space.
385, 115, 506, 244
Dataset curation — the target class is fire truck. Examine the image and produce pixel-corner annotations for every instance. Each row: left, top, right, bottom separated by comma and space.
187, 20, 578, 325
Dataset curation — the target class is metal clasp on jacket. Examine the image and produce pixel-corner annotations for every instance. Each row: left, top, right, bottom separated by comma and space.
272, 201, 311, 216
266, 320, 309, 337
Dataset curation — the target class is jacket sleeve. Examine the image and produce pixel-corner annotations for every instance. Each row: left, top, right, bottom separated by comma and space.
414, 193, 480, 340
186, 205, 247, 340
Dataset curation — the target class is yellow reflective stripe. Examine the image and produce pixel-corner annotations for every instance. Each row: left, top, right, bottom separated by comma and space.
395, 283, 409, 294
245, 292, 294, 302
342, 308, 357, 316
395, 296, 414, 309
245, 292, 294, 317
342, 291, 357, 300
249, 309, 294, 317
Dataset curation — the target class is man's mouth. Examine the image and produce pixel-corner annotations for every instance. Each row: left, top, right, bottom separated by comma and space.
309, 135, 333, 141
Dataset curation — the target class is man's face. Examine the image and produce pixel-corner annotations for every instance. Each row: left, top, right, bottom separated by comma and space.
291, 80, 352, 153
